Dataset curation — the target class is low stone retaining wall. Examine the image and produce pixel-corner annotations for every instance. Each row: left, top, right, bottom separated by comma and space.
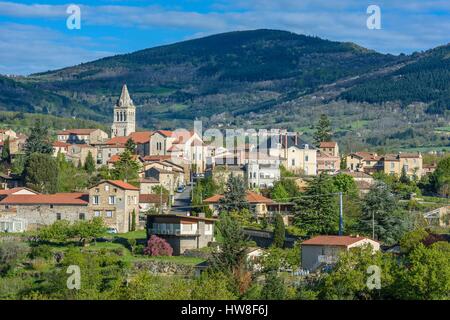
133, 260, 195, 276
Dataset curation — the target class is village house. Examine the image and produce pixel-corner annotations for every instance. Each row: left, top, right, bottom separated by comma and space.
284, 144, 317, 176
129, 131, 152, 156
0, 129, 27, 157
316, 141, 340, 174
99, 136, 128, 165
0, 180, 140, 233
301, 235, 380, 272
56, 128, 108, 145
139, 194, 169, 214
144, 167, 180, 195
88, 180, 140, 233
0, 170, 23, 190
346, 152, 383, 174
146, 213, 216, 255
246, 163, 280, 189
319, 141, 339, 157
204, 191, 274, 218
139, 177, 161, 195
205, 164, 246, 187
65, 144, 98, 167
383, 153, 423, 178
0, 193, 89, 232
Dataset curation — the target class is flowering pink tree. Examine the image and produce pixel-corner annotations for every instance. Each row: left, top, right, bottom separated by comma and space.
144, 235, 173, 256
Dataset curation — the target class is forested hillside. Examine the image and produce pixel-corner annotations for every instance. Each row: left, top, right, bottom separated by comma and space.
340, 44, 450, 114
0, 29, 448, 151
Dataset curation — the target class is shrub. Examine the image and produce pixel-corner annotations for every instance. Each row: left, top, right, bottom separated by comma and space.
0, 241, 28, 275
29, 245, 53, 260
144, 235, 173, 256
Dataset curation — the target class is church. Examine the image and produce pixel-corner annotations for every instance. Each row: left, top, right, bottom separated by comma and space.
111, 84, 136, 137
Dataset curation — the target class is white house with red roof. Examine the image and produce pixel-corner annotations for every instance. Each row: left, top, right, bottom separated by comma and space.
301, 235, 380, 271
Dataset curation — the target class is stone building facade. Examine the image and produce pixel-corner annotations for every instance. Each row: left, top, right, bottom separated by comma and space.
88, 180, 140, 233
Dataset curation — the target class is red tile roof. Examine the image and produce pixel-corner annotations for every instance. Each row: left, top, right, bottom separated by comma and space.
107, 154, 140, 164
204, 191, 273, 204
57, 129, 98, 135
129, 131, 152, 144
155, 130, 174, 137
105, 136, 128, 146
302, 235, 371, 246
139, 194, 168, 204
105, 180, 140, 191
0, 193, 88, 205
142, 155, 172, 162
319, 141, 337, 148
53, 141, 71, 148
0, 187, 39, 195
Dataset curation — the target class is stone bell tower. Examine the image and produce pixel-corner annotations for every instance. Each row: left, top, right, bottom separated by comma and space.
111, 84, 136, 137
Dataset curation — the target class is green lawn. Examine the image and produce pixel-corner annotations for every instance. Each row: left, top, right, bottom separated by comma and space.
434, 126, 450, 132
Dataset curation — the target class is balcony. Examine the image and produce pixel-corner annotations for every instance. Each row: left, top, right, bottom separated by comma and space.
149, 229, 199, 236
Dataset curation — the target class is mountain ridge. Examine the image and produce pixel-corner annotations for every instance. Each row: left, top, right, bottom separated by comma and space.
0, 29, 448, 151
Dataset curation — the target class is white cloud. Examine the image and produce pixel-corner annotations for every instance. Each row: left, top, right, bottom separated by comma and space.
0, 23, 112, 75
0, 1, 448, 74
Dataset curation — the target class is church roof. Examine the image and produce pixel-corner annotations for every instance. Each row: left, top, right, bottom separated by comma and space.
116, 84, 134, 108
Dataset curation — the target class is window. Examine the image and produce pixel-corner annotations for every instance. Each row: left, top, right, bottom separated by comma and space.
106, 211, 113, 218
94, 211, 100, 217
105, 185, 110, 191
291, 159, 295, 166
50, 205, 54, 209
305, 155, 309, 162
79, 213, 85, 220
93, 195, 99, 205
95, 188, 99, 193
56, 213, 61, 220
109, 196, 116, 205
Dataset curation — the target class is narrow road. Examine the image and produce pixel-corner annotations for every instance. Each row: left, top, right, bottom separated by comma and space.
170, 186, 192, 215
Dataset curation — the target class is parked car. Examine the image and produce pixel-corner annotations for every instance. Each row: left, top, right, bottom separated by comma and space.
106, 227, 118, 234
177, 185, 186, 193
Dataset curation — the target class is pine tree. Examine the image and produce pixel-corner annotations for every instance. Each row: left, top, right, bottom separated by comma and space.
125, 138, 136, 153
131, 209, 136, 232
260, 272, 286, 300
357, 182, 407, 244
84, 151, 96, 174
313, 114, 332, 146
24, 120, 53, 156
1, 137, 10, 163
24, 153, 58, 194
272, 213, 285, 248
219, 175, 249, 212
112, 149, 140, 183
294, 173, 339, 235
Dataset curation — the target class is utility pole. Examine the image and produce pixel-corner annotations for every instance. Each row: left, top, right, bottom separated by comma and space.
338, 192, 343, 236
159, 186, 162, 215
372, 211, 375, 240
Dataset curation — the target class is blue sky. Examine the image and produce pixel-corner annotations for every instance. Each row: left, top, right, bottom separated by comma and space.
0, 0, 449, 75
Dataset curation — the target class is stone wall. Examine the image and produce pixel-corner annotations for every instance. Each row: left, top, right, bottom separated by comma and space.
133, 260, 195, 275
